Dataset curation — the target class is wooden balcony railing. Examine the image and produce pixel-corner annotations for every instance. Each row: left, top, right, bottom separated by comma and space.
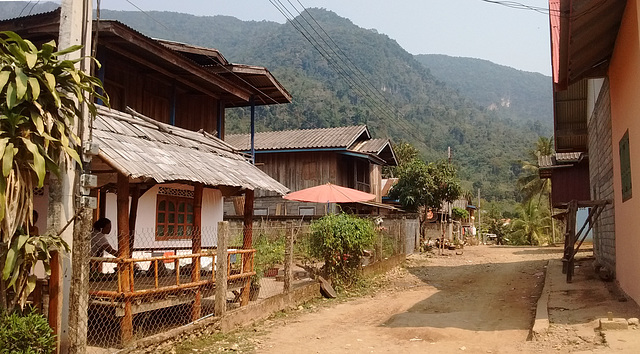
88, 248, 255, 299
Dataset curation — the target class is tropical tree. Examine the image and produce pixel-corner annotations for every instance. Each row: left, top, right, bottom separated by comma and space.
483, 202, 509, 245
383, 141, 420, 178
510, 199, 550, 245
517, 136, 553, 204
0, 31, 106, 311
514, 136, 555, 244
389, 158, 461, 213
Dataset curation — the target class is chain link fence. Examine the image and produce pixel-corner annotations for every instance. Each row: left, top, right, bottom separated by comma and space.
37, 214, 417, 352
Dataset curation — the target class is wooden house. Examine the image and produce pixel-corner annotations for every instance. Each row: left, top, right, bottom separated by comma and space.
0, 8, 292, 345
224, 125, 398, 216
544, 0, 640, 302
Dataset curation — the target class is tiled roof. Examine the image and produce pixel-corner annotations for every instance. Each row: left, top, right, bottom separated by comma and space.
225, 126, 369, 151
93, 106, 289, 195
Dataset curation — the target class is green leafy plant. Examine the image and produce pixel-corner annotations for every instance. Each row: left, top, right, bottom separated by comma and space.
452, 207, 469, 220
309, 213, 375, 289
0, 31, 107, 311
252, 230, 285, 282
389, 158, 462, 213
0, 308, 55, 354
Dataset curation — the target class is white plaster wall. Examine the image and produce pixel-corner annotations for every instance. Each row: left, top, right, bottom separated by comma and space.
102, 183, 223, 251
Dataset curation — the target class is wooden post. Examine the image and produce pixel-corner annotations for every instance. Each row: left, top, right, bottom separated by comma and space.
191, 183, 203, 321
48, 250, 62, 354
128, 186, 140, 253
284, 222, 294, 293
214, 221, 228, 317
242, 189, 254, 249
240, 189, 254, 305
117, 173, 132, 344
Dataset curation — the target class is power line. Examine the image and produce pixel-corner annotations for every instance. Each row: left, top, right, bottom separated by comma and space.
119, 0, 282, 105
268, 0, 424, 142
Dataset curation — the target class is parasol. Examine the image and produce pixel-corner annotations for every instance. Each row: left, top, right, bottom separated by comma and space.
282, 183, 376, 203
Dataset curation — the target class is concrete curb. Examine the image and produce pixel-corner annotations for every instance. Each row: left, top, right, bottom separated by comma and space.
532, 259, 552, 338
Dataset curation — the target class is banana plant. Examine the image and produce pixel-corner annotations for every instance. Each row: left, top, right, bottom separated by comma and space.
0, 31, 107, 311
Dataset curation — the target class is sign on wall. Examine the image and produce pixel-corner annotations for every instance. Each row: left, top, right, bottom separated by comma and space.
620, 130, 632, 202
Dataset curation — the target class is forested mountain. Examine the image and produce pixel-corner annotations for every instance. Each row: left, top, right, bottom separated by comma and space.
415, 54, 553, 125
0, 3, 553, 205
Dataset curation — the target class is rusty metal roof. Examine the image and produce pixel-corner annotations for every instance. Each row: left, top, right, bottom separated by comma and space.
539, 152, 584, 168
550, 0, 626, 90
92, 106, 289, 195
225, 126, 370, 151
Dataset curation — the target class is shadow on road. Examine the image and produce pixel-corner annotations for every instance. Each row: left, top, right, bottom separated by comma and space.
382, 258, 548, 332
511, 247, 564, 255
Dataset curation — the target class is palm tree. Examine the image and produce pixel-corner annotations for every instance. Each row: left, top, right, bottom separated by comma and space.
510, 200, 550, 245
517, 136, 553, 205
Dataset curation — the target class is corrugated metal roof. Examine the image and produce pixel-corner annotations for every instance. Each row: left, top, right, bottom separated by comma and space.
93, 106, 289, 195
539, 152, 583, 168
554, 80, 588, 152
225, 125, 369, 151
356, 138, 388, 154
352, 138, 398, 166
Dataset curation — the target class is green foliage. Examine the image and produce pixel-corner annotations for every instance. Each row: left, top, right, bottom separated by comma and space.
383, 142, 420, 178
252, 230, 285, 281
309, 213, 375, 288
518, 136, 553, 203
452, 207, 469, 220
0, 309, 55, 354
415, 54, 553, 126
2, 231, 69, 311
0, 31, 106, 311
56, 7, 553, 204
509, 200, 551, 246
389, 159, 462, 212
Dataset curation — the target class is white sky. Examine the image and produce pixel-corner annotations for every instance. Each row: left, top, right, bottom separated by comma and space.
11, 0, 553, 75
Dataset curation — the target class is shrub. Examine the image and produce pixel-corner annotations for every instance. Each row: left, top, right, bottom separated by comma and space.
252, 230, 285, 280
309, 213, 375, 288
0, 309, 55, 354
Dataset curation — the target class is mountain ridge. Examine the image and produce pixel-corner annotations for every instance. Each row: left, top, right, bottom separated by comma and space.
0, 3, 553, 204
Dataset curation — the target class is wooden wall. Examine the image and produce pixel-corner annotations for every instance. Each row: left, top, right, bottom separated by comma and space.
255, 151, 378, 196
256, 152, 338, 191
102, 50, 221, 134
551, 160, 591, 206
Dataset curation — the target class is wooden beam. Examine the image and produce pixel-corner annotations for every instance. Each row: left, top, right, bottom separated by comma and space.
191, 183, 203, 321
117, 173, 133, 344
98, 22, 252, 101
242, 189, 254, 249
102, 43, 222, 100
128, 185, 140, 253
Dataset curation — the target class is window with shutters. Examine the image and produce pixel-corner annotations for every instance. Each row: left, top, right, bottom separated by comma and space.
156, 195, 194, 240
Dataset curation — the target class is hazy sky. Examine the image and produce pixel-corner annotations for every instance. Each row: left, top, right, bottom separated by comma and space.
33, 0, 553, 75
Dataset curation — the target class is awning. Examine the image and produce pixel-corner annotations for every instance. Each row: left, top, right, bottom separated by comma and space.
91, 106, 289, 195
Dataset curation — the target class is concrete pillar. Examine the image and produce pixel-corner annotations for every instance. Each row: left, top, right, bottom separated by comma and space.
215, 221, 229, 317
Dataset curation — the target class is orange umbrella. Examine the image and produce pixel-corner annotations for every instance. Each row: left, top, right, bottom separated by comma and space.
283, 183, 376, 203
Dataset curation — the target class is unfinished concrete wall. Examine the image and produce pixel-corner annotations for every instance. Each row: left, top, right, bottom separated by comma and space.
588, 78, 616, 273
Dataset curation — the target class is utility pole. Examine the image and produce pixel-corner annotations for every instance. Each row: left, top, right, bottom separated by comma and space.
447, 147, 453, 241
478, 188, 482, 244
51, 1, 93, 352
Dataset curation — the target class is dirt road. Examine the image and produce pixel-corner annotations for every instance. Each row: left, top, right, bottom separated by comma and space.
255, 246, 557, 354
